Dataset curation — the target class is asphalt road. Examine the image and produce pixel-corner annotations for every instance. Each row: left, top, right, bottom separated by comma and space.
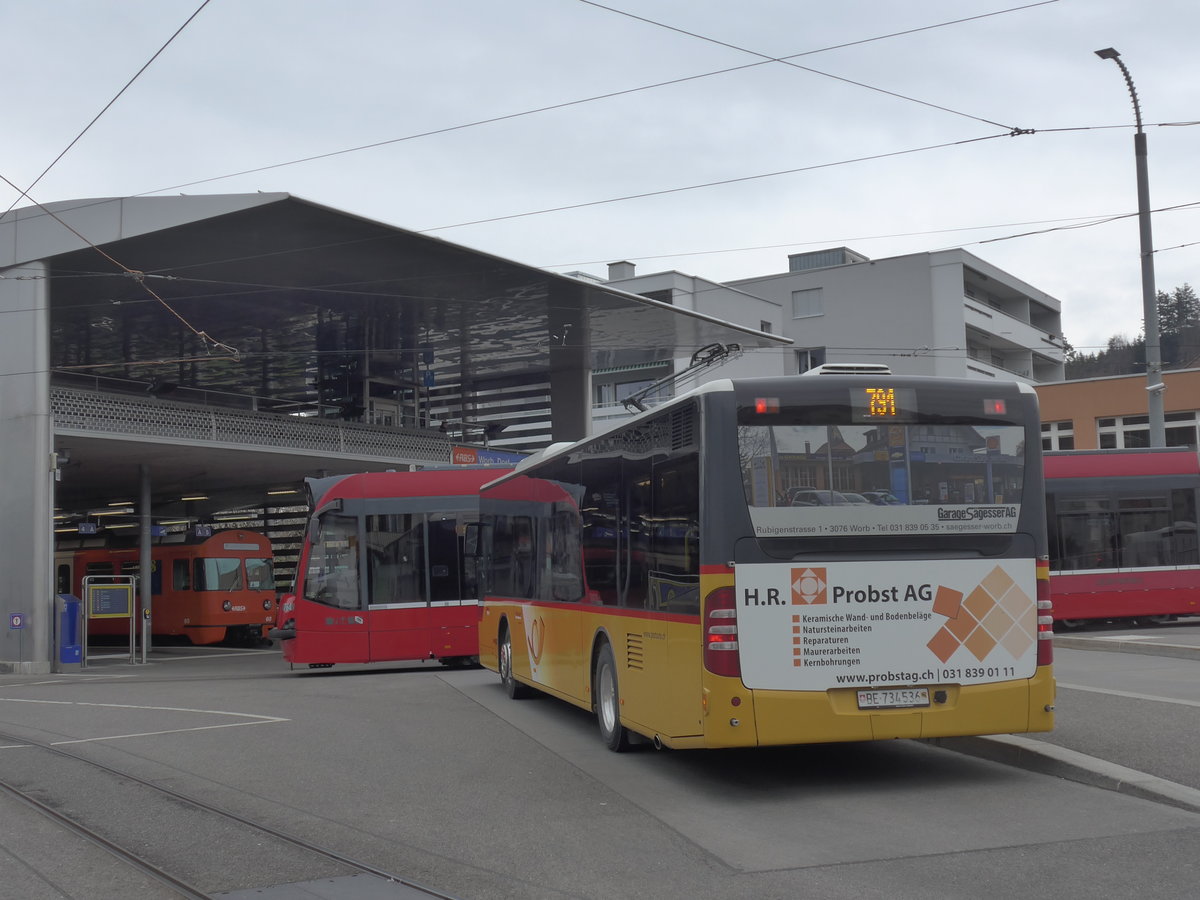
0, 633, 1198, 900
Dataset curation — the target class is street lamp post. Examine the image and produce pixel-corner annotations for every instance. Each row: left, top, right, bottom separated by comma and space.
1095, 47, 1165, 447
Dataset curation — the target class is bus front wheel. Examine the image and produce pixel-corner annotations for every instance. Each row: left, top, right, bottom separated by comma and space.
499, 624, 533, 699
594, 643, 630, 752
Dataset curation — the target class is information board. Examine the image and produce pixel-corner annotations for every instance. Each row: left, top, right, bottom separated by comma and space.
87, 584, 134, 619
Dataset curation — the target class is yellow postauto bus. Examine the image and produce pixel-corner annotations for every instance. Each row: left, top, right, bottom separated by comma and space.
477, 368, 1055, 751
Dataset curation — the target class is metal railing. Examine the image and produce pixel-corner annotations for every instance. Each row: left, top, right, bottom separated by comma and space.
51, 386, 453, 463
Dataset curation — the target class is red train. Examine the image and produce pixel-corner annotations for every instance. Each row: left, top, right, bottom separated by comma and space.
1045, 448, 1200, 626
56, 530, 277, 645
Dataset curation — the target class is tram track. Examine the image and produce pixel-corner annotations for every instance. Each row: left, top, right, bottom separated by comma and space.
0, 728, 462, 899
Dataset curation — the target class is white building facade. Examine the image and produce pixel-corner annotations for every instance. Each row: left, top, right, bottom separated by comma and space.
728, 247, 1065, 383
582, 262, 786, 430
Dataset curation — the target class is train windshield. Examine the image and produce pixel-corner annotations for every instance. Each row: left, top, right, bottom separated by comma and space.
195, 557, 246, 591
737, 421, 1027, 538
245, 558, 275, 590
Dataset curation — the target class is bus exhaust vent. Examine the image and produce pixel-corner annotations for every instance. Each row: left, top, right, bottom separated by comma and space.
625, 632, 645, 670
801, 363, 892, 376
669, 401, 697, 451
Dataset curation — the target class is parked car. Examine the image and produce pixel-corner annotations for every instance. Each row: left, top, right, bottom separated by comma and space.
788, 489, 871, 507
861, 490, 904, 506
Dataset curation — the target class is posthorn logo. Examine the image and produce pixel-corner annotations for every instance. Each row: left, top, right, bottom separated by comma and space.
792, 567, 827, 605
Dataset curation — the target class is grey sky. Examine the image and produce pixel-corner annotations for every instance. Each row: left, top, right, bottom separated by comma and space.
4, 0, 1196, 359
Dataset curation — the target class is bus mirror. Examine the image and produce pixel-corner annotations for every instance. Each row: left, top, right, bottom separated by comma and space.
307, 515, 320, 542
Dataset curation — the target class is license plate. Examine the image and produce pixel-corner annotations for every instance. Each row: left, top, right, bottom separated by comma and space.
856, 688, 930, 710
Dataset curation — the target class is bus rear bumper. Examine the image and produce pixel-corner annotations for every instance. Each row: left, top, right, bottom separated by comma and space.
698, 666, 1056, 748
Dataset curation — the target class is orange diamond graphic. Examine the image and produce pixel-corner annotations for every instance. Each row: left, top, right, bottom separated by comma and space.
932, 585, 963, 618
946, 608, 980, 641
963, 585, 997, 621
927, 626, 961, 663
982, 566, 1015, 599
965, 625, 998, 660
1001, 627, 1034, 658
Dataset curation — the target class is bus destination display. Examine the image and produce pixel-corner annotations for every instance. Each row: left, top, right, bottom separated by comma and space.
850, 385, 918, 423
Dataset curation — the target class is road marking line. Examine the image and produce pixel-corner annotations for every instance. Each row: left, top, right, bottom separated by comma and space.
1058, 681, 1200, 709
1089, 635, 1162, 642
0, 698, 289, 747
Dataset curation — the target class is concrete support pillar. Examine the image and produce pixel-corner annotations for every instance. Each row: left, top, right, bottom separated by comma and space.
139, 464, 153, 654
0, 261, 53, 673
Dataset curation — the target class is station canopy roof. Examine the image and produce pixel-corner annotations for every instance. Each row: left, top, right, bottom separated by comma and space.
4, 193, 789, 518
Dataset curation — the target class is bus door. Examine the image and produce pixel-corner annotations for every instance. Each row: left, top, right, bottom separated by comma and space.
365, 510, 433, 661
492, 493, 587, 696
426, 513, 478, 659
299, 507, 370, 662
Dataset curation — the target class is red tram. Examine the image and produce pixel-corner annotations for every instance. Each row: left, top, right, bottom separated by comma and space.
55, 530, 277, 644
1045, 448, 1200, 625
273, 467, 510, 668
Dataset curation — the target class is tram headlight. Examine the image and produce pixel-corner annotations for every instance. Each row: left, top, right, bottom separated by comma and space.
222, 600, 233, 612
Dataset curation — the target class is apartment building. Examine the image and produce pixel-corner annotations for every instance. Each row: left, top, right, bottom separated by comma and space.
728, 247, 1065, 384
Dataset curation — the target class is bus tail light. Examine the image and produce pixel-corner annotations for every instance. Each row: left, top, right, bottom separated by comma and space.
1036, 560, 1053, 667
703, 586, 740, 677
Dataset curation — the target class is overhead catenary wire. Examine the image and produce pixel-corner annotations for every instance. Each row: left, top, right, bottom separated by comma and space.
3, 0, 214, 217
0, 173, 240, 360
0, 0, 238, 362
417, 132, 1020, 233
131, 2, 1052, 199
573, 0, 1061, 130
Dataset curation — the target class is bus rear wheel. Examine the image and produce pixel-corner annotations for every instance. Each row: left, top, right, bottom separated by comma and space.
594, 643, 630, 752
499, 624, 532, 699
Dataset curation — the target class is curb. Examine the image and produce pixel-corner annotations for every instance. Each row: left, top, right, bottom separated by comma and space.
926, 733, 1200, 814
1053, 636, 1200, 661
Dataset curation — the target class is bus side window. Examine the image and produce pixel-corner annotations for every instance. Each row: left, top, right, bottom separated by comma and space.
581, 456, 621, 605
1171, 488, 1198, 565
463, 521, 491, 598
624, 455, 652, 610
549, 508, 583, 602
649, 454, 700, 615
511, 516, 535, 599
366, 513, 424, 606
490, 515, 515, 597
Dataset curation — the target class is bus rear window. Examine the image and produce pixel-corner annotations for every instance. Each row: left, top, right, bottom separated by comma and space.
738, 422, 1026, 538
